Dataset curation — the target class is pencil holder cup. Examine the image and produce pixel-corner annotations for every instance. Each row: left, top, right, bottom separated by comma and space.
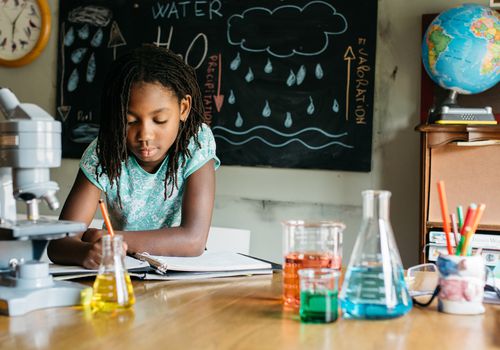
436, 254, 486, 315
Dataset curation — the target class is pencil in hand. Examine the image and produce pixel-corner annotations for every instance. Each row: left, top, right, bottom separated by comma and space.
99, 199, 115, 237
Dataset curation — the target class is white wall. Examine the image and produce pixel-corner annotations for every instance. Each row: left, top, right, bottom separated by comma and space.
0, 0, 489, 266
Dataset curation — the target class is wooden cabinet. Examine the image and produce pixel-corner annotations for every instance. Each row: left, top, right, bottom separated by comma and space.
416, 124, 500, 263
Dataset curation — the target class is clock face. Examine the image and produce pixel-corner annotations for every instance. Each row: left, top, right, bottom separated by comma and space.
0, 0, 50, 66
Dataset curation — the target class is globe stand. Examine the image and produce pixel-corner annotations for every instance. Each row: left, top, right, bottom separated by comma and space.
429, 90, 496, 125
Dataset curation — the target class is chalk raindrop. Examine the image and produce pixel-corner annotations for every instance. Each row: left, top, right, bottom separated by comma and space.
296, 65, 306, 85
67, 68, 79, 92
264, 58, 273, 73
71, 48, 87, 64
228, 90, 236, 104
235, 112, 243, 127
64, 27, 75, 46
86, 53, 96, 82
307, 97, 315, 115
284, 112, 292, 128
90, 28, 103, 47
262, 100, 271, 117
315, 63, 324, 79
245, 68, 254, 83
78, 24, 89, 39
286, 70, 296, 87
332, 99, 339, 112
230, 52, 241, 71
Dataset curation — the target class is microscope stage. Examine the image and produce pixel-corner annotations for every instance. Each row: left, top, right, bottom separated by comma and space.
0, 218, 86, 240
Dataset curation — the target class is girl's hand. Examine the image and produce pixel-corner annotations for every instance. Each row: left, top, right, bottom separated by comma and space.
80, 229, 128, 268
81, 239, 103, 269
81, 228, 105, 243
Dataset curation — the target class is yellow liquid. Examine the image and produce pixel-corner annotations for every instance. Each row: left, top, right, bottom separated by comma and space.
91, 273, 135, 312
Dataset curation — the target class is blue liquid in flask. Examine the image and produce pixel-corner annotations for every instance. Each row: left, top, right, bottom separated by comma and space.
341, 265, 412, 319
340, 190, 412, 319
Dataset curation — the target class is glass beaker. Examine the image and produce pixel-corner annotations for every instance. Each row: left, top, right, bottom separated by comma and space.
91, 235, 135, 312
298, 268, 340, 323
340, 190, 412, 319
282, 220, 344, 309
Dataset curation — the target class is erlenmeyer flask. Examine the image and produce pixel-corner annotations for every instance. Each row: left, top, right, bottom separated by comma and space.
91, 235, 135, 312
340, 190, 412, 319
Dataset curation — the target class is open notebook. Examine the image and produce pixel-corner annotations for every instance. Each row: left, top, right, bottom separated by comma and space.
49, 251, 273, 281
133, 251, 272, 274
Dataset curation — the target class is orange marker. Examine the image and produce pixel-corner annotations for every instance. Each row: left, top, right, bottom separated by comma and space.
461, 203, 485, 256
437, 181, 453, 255
99, 199, 115, 237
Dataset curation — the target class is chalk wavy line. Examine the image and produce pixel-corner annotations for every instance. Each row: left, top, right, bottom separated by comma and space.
215, 135, 354, 150
212, 125, 347, 139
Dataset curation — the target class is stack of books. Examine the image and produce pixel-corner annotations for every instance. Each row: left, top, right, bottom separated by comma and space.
427, 231, 500, 267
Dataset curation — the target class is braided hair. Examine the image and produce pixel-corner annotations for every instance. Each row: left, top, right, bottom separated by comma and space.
96, 45, 205, 203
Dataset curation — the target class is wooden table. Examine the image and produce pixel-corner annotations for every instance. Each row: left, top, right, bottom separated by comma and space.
0, 272, 499, 350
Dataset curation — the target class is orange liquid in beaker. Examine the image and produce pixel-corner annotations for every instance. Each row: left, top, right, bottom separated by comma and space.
283, 252, 340, 309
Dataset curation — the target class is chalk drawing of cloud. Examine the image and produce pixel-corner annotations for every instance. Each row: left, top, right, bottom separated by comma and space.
226, 1, 348, 58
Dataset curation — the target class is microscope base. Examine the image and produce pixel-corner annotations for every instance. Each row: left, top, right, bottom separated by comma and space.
0, 261, 86, 316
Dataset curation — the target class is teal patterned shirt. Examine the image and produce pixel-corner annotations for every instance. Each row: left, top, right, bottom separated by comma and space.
80, 124, 220, 230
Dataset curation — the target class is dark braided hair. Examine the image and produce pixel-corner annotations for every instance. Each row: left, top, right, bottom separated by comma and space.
96, 45, 205, 204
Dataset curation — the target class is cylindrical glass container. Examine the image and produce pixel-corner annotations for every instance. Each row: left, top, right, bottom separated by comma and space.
282, 220, 344, 309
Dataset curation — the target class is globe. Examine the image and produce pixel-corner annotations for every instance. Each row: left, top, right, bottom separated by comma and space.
422, 4, 500, 95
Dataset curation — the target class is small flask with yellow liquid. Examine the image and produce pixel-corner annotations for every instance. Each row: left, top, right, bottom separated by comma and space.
91, 234, 135, 312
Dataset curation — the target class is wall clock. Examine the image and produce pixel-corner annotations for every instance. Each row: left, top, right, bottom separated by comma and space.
0, 0, 51, 67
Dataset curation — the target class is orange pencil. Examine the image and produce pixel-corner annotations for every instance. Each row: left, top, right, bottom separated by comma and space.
437, 181, 453, 255
99, 199, 115, 237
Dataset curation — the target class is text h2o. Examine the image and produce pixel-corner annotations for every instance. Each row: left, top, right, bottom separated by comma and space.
154, 26, 208, 70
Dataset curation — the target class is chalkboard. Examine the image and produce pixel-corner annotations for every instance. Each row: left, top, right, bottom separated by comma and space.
57, 0, 378, 171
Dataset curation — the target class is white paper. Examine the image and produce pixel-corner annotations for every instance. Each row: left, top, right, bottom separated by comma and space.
135, 251, 272, 272
49, 256, 150, 275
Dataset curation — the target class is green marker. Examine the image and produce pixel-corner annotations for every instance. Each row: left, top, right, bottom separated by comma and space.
456, 206, 464, 231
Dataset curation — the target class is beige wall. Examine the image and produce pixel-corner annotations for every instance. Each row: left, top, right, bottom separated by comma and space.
0, 0, 489, 266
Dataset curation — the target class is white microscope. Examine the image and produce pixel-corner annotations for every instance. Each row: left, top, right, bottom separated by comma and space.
0, 88, 87, 316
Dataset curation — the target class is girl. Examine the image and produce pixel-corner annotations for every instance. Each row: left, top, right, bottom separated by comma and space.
48, 45, 220, 269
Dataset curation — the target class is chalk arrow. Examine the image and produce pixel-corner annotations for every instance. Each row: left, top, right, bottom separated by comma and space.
343, 46, 356, 121
57, 106, 71, 122
213, 53, 224, 112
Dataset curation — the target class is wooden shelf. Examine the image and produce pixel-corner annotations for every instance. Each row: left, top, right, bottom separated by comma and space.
416, 123, 500, 263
